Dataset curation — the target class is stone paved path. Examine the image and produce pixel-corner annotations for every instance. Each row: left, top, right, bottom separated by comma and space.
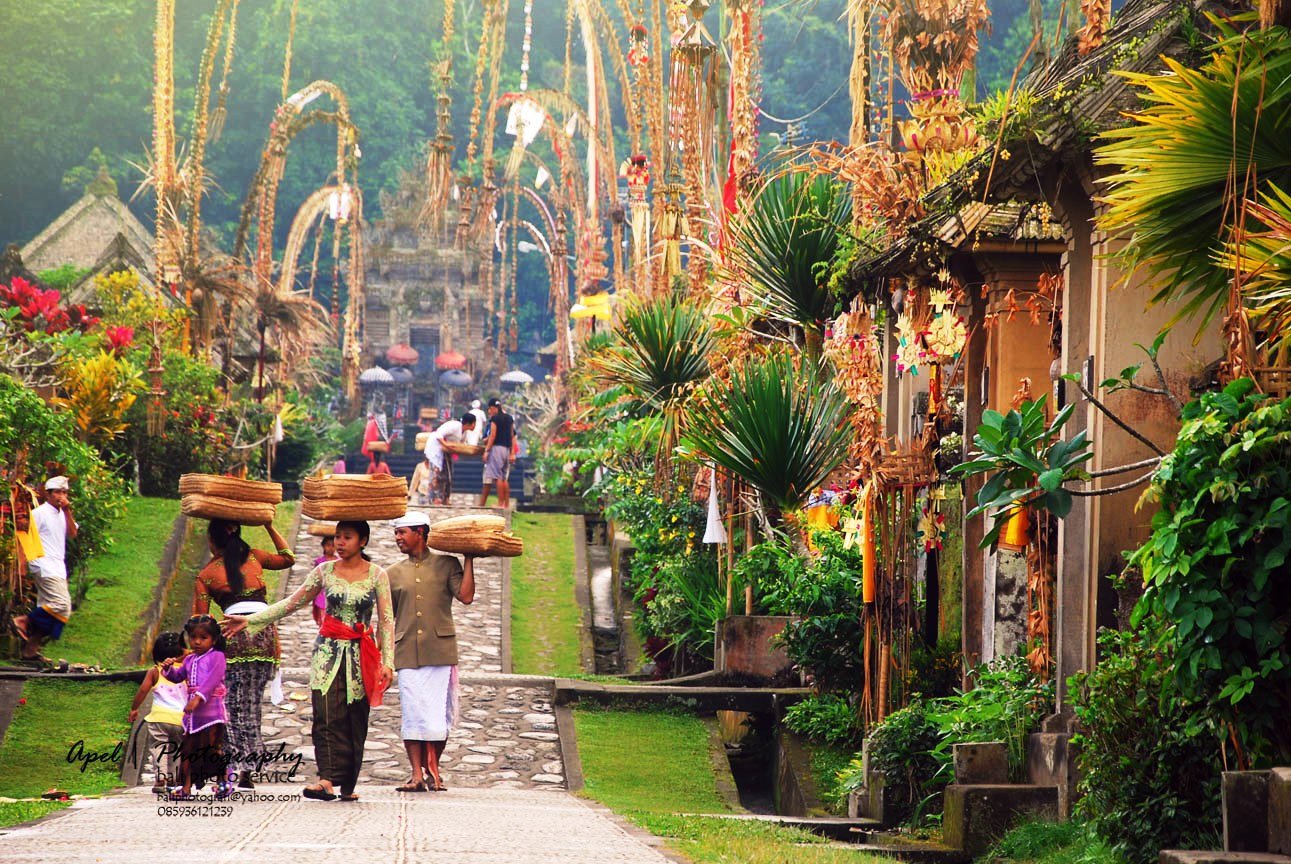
263, 494, 566, 791
0, 499, 672, 863
0, 786, 671, 863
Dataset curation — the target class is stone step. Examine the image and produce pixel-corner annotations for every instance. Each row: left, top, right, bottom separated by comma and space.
1162, 852, 1291, 864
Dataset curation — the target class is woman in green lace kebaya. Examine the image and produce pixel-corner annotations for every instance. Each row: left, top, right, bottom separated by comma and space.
223, 520, 394, 802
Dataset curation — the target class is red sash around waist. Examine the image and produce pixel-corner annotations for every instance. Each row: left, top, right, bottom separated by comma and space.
318, 614, 387, 707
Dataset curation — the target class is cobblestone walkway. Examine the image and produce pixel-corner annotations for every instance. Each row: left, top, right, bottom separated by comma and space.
264, 495, 566, 791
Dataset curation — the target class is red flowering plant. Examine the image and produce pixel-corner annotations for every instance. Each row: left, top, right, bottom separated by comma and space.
0, 277, 99, 335
103, 325, 135, 355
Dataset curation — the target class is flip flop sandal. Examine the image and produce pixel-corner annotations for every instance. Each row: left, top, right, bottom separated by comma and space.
339, 793, 360, 802
302, 785, 337, 801
9, 617, 30, 642
395, 781, 427, 793
430, 778, 447, 792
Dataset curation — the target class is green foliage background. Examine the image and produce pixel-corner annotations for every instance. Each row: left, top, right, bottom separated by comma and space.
0, 0, 1058, 351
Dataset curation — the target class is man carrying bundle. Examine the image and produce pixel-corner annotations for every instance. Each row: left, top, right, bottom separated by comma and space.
422, 413, 477, 505
387, 512, 475, 793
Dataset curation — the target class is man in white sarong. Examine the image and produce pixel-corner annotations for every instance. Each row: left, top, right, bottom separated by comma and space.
388, 512, 476, 792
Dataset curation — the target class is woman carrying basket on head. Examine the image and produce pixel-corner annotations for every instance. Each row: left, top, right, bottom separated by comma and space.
222, 520, 394, 802
194, 519, 295, 789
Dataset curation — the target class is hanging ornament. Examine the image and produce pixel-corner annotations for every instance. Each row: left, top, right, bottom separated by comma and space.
916, 504, 947, 553
702, 465, 727, 544
893, 312, 926, 376
621, 154, 652, 270
925, 310, 967, 362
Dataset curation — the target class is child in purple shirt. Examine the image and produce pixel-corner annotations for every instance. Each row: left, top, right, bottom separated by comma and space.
162, 615, 229, 799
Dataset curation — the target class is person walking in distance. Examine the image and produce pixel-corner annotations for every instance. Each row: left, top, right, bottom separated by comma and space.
387, 512, 475, 792
11, 476, 78, 661
478, 399, 516, 508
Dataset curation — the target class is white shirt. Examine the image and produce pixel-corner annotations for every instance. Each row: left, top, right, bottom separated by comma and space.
467, 408, 487, 445
31, 501, 76, 580
424, 420, 465, 469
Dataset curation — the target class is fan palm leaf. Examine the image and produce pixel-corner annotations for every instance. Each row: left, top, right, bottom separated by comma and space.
1096, 22, 1291, 332
1230, 183, 1291, 349
681, 351, 854, 525
727, 170, 853, 350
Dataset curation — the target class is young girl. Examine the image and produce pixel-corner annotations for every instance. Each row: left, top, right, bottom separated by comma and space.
225, 521, 394, 802
129, 632, 187, 794
162, 615, 229, 799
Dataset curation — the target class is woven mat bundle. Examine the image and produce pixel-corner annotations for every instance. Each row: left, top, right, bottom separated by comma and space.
441, 440, 485, 457
415, 432, 431, 452
429, 514, 523, 557
181, 494, 276, 525
179, 473, 282, 504
179, 473, 281, 524
301, 474, 407, 521
367, 440, 389, 453
306, 522, 337, 537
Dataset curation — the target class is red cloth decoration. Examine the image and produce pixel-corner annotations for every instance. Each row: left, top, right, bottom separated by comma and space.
318, 614, 388, 706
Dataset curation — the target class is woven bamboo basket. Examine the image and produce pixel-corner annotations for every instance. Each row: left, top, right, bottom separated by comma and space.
178, 473, 282, 504
441, 440, 485, 457
306, 522, 337, 537
301, 498, 408, 521
181, 494, 276, 525
367, 440, 389, 453
432, 515, 507, 533
415, 432, 431, 451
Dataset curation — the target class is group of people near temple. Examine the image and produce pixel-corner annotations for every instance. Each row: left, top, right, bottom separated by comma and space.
412, 397, 518, 508
124, 510, 474, 800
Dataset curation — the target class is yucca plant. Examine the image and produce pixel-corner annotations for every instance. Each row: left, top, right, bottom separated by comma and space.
728, 170, 853, 357
1096, 21, 1291, 332
591, 293, 714, 416
681, 351, 854, 528
590, 294, 715, 473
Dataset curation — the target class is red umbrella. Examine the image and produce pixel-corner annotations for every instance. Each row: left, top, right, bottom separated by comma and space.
386, 343, 419, 365
435, 350, 467, 370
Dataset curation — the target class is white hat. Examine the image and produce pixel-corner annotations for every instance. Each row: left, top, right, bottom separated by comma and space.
45, 476, 70, 491
392, 512, 432, 529
470, 399, 481, 409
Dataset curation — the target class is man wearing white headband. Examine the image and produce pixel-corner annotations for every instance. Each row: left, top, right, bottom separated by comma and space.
387, 511, 475, 792
12, 476, 78, 661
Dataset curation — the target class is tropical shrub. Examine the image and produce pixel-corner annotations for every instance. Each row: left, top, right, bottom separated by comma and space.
117, 352, 233, 496
731, 534, 805, 613
599, 467, 719, 670
926, 656, 1052, 781
765, 529, 865, 692
1097, 20, 1291, 334
1070, 627, 1223, 864
848, 698, 942, 825
1131, 377, 1291, 763
784, 693, 864, 749
50, 350, 142, 450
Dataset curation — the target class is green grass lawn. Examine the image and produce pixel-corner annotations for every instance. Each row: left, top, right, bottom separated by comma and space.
56, 497, 180, 668
574, 706, 887, 864
981, 819, 1124, 864
510, 512, 582, 675
0, 680, 134, 799
0, 801, 71, 829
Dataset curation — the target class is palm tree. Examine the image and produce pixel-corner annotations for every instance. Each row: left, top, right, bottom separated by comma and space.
1096, 23, 1291, 336
727, 170, 853, 359
681, 350, 854, 529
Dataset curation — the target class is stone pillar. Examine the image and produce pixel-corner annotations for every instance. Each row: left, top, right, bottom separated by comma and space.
1053, 176, 1097, 715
